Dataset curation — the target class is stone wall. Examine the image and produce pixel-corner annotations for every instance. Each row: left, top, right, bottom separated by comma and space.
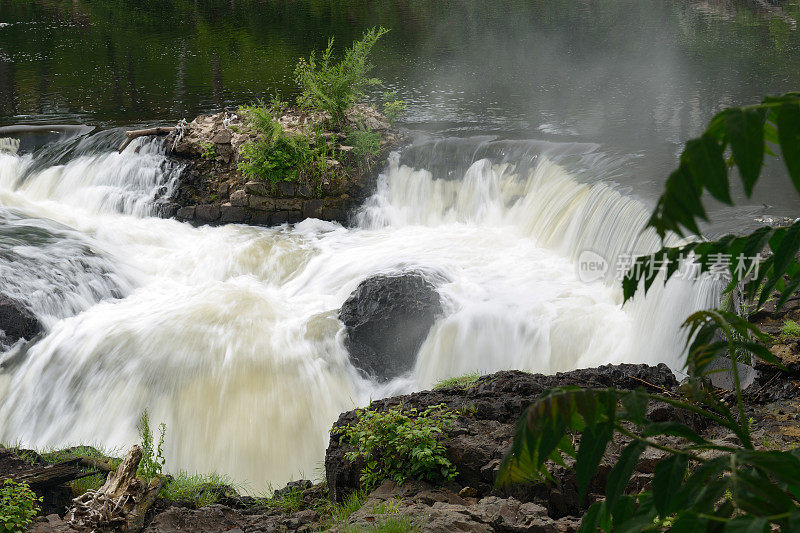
172, 179, 352, 226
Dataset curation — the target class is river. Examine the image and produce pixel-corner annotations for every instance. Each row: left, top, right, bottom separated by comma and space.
0, 0, 798, 491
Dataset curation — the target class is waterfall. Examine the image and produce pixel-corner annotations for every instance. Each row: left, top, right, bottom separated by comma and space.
0, 133, 719, 491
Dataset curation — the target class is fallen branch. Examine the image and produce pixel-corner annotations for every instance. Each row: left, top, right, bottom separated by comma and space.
4, 458, 94, 490
118, 126, 175, 153
77, 456, 115, 474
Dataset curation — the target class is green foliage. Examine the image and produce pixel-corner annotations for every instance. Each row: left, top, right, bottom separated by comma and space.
332, 403, 458, 490
332, 490, 367, 524
782, 319, 800, 337
238, 119, 317, 183
624, 93, 800, 312
432, 372, 484, 390
239, 96, 286, 133
340, 515, 420, 533
238, 104, 339, 184
346, 129, 381, 160
159, 471, 236, 508
266, 485, 307, 513
238, 29, 392, 184
381, 91, 406, 125
295, 27, 389, 120
496, 311, 800, 531
137, 410, 166, 481
200, 141, 217, 160
0, 478, 41, 533
339, 499, 419, 533
646, 93, 800, 240
501, 92, 800, 531
239, 101, 276, 134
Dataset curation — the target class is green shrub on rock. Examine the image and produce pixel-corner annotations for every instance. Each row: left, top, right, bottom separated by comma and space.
0, 478, 41, 533
381, 91, 406, 125
237, 29, 391, 185
295, 27, 389, 121
238, 120, 317, 183
345, 129, 381, 161
332, 403, 458, 491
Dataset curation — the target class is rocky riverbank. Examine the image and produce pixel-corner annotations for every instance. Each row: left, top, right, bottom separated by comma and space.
8, 349, 799, 533
154, 104, 402, 227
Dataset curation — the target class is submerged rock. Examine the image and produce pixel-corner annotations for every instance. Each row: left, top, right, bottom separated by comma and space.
0, 295, 41, 346
339, 272, 444, 381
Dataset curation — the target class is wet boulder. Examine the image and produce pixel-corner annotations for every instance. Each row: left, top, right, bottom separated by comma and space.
339, 272, 443, 381
0, 295, 41, 346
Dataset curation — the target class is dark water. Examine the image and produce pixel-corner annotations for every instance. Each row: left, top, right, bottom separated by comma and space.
1, 0, 799, 227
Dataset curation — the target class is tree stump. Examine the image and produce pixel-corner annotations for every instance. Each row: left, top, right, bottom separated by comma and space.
66, 445, 164, 532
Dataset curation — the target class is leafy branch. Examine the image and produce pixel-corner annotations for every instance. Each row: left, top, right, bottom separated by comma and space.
496, 313, 798, 530
625, 93, 800, 312
499, 92, 800, 531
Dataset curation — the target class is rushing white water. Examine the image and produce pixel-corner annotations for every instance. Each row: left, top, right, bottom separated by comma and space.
0, 133, 719, 491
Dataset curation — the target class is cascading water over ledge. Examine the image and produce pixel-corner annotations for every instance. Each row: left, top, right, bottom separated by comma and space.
0, 134, 719, 492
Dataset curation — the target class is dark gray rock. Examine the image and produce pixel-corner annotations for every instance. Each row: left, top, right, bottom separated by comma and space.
195, 204, 221, 222
175, 206, 196, 221
322, 207, 346, 223
220, 204, 247, 223
229, 190, 248, 207
158, 203, 179, 218
302, 199, 323, 219
248, 195, 274, 209
326, 364, 679, 503
0, 295, 41, 345
275, 198, 303, 211
249, 210, 273, 225
276, 181, 295, 197
270, 211, 289, 225
344, 480, 577, 533
244, 181, 268, 197
296, 182, 314, 198
339, 272, 443, 381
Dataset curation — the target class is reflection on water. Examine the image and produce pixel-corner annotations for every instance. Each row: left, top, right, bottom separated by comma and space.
1, 0, 798, 224
0, 1, 798, 139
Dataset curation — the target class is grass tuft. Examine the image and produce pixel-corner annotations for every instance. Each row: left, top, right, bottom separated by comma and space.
781, 319, 800, 337
332, 490, 367, 523
159, 471, 239, 508
432, 372, 485, 390
340, 514, 419, 533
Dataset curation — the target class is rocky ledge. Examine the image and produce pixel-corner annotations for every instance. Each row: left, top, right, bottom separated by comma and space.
13, 356, 800, 533
154, 104, 402, 227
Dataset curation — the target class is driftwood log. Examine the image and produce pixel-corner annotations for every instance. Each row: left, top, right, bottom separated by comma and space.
67, 445, 165, 532
2, 457, 94, 490
117, 126, 175, 153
